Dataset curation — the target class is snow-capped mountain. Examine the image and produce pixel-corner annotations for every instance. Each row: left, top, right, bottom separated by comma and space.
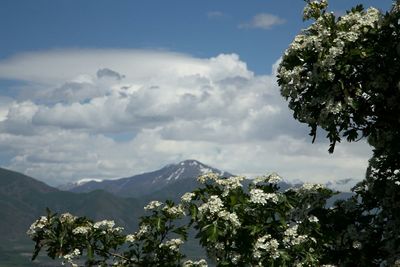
64, 159, 231, 198
57, 178, 103, 191
325, 178, 360, 192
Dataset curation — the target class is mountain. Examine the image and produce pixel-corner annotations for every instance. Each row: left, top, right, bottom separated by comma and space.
67, 159, 231, 199
325, 178, 360, 192
0, 167, 144, 267
57, 178, 103, 191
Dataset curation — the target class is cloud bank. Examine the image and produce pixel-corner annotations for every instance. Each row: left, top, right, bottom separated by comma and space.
0, 49, 371, 185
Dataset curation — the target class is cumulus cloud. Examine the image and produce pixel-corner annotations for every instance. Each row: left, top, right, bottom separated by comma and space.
0, 49, 371, 185
239, 13, 286, 30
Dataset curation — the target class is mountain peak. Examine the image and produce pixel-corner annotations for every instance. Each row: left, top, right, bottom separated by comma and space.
65, 159, 231, 198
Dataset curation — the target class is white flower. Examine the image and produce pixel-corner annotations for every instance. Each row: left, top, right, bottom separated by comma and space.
72, 226, 91, 235
308, 215, 319, 223
283, 224, 308, 247
27, 216, 48, 237
93, 220, 115, 229
253, 234, 280, 260
253, 173, 282, 184
163, 204, 186, 217
198, 195, 224, 217
135, 224, 150, 238
62, 248, 80, 266
159, 238, 184, 252
217, 210, 241, 228
298, 183, 325, 192
60, 213, 77, 223
181, 192, 195, 203
63, 248, 80, 261
197, 173, 220, 184
352, 241, 362, 249
144, 200, 163, 210
249, 189, 279, 205
216, 176, 245, 196
125, 234, 137, 243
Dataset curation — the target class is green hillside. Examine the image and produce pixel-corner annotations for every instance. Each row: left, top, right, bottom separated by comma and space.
0, 168, 144, 266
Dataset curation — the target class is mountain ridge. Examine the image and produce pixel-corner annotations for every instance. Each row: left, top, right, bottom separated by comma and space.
65, 159, 231, 198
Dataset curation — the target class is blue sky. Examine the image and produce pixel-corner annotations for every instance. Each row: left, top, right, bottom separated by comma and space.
1, 0, 392, 73
0, 0, 394, 186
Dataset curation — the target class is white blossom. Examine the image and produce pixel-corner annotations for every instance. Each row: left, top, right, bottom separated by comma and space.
181, 192, 195, 203
308, 215, 319, 223
198, 195, 224, 217
125, 234, 137, 243
93, 220, 115, 229
253, 173, 282, 185
62, 248, 80, 267
27, 216, 48, 237
144, 200, 163, 210
352, 241, 362, 249
135, 224, 150, 238
59, 213, 77, 223
159, 238, 184, 252
253, 234, 280, 260
197, 173, 220, 184
163, 204, 186, 217
249, 189, 279, 205
216, 176, 245, 196
283, 224, 308, 247
298, 183, 325, 192
217, 210, 241, 228
72, 226, 91, 235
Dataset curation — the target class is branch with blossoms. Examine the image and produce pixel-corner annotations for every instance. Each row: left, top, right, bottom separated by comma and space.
28, 172, 340, 267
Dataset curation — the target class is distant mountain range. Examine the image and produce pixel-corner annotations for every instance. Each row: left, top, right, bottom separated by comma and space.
62, 159, 231, 200
0, 159, 357, 266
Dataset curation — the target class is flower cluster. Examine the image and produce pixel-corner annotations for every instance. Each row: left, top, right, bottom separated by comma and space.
181, 192, 195, 203
253, 234, 280, 261
215, 175, 245, 196
163, 204, 186, 217
252, 172, 282, 185
249, 189, 279, 205
61, 248, 80, 267
198, 195, 224, 217
93, 220, 115, 229
217, 210, 241, 228
298, 183, 325, 192
60, 213, 77, 223
27, 216, 48, 237
283, 224, 309, 247
159, 238, 184, 252
144, 200, 163, 210
72, 226, 91, 235
197, 172, 219, 184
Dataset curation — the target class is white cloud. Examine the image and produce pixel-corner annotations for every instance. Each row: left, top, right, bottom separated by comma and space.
0, 49, 371, 185
207, 11, 226, 19
239, 13, 286, 30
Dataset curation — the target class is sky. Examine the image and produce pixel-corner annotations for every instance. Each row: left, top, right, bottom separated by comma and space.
0, 0, 394, 186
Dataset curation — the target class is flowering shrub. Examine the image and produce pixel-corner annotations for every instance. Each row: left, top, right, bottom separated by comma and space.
278, 0, 400, 265
277, 0, 399, 153
28, 173, 337, 266
28, 200, 189, 266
